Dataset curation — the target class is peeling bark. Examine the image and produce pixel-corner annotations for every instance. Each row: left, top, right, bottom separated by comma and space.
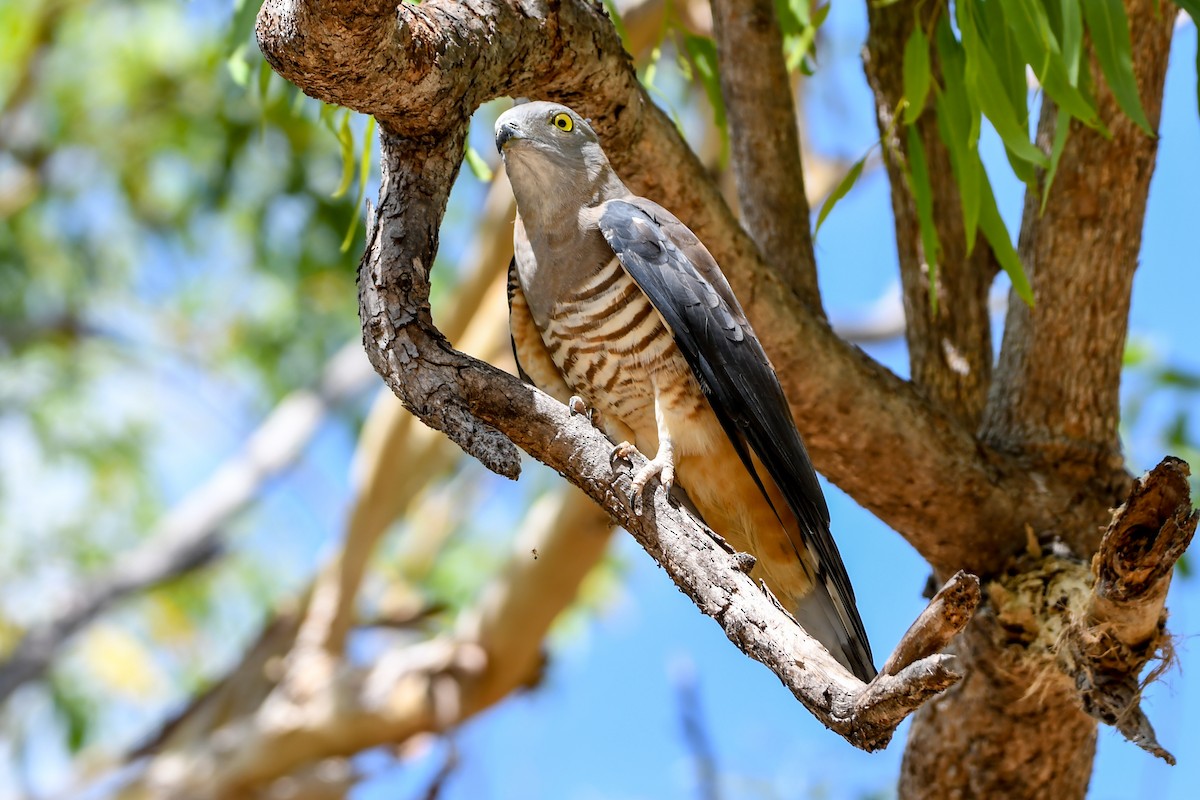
247, 1, 1196, 798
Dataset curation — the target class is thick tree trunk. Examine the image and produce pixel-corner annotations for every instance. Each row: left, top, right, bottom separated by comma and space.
243, 2, 1194, 797
901, 624, 1097, 798
884, 1, 1179, 794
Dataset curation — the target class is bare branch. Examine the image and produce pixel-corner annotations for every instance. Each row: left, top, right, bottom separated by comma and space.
711, 0, 820, 309
984, 1, 1176, 499
864, 0, 996, 425
257, 0, 1104, 578
127, 487, 615, 797
881, 571, 980, 677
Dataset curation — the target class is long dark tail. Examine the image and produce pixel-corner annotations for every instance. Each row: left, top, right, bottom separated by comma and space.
794, 582, 877, 683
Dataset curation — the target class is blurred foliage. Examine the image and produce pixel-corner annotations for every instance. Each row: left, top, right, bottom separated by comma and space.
0, 0, 373, 772
0, 0, 1195, 796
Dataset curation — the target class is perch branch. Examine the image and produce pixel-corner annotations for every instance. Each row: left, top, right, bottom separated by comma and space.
255, 0, 1097, 579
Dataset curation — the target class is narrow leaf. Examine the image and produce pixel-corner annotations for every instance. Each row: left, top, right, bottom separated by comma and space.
1005, 0, 1103, 129
814, 157, 866, 236
226, 46, 250, 86
1040, 106, 1072, 213
977, 171, 1034, 306
464, 143, 494, 182
224, 0, 262, 56
905, 126, 941, 314
935, 16, 980, 149
341, 117, 377, 253
330, 110, 355, 199
1058, 0, 1084, 85
683, 35, 728, 152
1082, 0, 1153, 135
976, 0, 1028, 113
902, 25, 932, 124
934, 82, 982, 250
959, 2, 1048, 168
257, 59, 273, 104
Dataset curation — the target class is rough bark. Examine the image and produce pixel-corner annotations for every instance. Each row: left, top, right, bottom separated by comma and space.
983, 0, 1176, 503
257, 0, 1115, 581
711, 0, 821, 310
864, 0, 996, 426
250, 1, 1193, 798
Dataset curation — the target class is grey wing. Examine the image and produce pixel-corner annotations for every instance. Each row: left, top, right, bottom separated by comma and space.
598, 199, 875, 681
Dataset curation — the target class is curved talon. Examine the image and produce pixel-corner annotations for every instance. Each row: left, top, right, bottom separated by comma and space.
629, 451, 675, 515
569, 395, 588, 416
610, 441, 638, 466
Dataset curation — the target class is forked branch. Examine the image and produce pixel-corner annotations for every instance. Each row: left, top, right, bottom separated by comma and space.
351, 126, 976, 752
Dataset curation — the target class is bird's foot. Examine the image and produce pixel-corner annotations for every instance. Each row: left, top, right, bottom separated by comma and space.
610, 440, 639, 466
569, 395, 601, 425
610, 441, 675, 513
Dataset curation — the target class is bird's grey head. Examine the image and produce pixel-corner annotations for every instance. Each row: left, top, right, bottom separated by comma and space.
494, 101, 624, 216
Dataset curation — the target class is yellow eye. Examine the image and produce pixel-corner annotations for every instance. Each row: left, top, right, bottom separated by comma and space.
551, 112, 574, 132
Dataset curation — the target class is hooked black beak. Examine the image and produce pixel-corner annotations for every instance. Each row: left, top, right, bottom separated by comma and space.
495, 121, 522, 154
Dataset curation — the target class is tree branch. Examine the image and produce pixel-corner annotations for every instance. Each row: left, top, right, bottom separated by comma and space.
983, 0, 1175, 501
257, 0, 1101, 579
302, 118, 975, 763
864, 0, 996, 426
128, 487, 615, 797
710, 0, 820, 310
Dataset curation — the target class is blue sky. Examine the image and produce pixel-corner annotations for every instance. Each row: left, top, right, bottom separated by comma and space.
9, 3, 1197, 798
339, 8, 1200, 800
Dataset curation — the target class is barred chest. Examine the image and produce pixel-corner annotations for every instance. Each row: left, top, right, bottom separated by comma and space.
540, 257, 692, 425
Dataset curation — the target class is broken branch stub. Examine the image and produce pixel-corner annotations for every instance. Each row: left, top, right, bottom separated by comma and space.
1063, 456, 1197, 764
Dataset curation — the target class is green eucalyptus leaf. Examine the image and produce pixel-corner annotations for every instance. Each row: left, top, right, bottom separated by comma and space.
331, 109, 355, 199
959, 1, 1047, 168
814, 156, 866, 236
341, 117, 377, 252
978, 170, 1034, 306
902, 25, 932, 124
683, 34, 728, 153
1041, 106, 1072, 212
464, 143, 494, 183
1082, 0, 1154, 135
934, 82, 982, 251
1005, 0, 1104, 129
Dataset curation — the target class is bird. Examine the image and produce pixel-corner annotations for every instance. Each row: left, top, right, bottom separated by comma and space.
494, 100, 876, 682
